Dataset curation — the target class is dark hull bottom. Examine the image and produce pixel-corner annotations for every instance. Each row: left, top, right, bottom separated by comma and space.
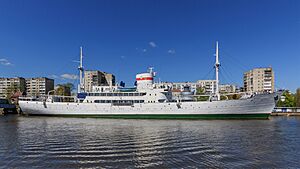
25, 113, 271, 120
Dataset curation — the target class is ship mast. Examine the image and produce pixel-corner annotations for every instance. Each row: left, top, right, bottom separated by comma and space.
78, 46, 84, 93
215, 41, 220, 100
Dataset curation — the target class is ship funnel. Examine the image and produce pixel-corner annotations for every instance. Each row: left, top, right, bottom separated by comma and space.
136, 68, 155, 91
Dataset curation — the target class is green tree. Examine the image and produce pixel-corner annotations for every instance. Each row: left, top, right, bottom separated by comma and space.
64, 83, 75, 92
227, 94, 241, 100
232, 94, 241, 100
220, 95, 227, 100
197, 96, 209, 101
296, 88, 300, 107
277, 91, 296, 107
196, 87, 205, 95
55, 83, 73, 102
55, 84, 71, 96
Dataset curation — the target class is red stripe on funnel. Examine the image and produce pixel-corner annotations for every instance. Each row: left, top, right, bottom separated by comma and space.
136, 77, 153, 81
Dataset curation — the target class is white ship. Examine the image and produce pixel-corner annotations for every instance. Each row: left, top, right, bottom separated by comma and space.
19, 42, 279, 119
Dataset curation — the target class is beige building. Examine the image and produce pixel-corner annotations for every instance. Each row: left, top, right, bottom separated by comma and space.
84, 70, 116, 92
26, 77, 54, 96
243, 67, 274, 93
196, 80, 217, 94
0, 77, 26, 98
219, 84, 237, 94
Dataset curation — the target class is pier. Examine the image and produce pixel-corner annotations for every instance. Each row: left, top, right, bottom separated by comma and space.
271, 107, 300, 116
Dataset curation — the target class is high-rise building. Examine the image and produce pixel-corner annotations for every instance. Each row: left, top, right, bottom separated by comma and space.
26, 77, 54, 96
243, 67, 274, 93
84, 70, 116, 92
0, 77, 26, 98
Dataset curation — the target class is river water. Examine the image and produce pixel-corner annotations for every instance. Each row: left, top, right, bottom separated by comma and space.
0, 115, 299, 168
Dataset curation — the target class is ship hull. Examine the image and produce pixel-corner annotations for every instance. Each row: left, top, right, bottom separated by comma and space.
19, 93, 276, 120
25, 113, 270, 119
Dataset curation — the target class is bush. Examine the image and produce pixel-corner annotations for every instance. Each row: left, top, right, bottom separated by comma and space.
197, 96, 209, 101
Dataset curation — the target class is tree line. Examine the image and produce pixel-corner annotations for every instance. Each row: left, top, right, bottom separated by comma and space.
277, 88, 300, 107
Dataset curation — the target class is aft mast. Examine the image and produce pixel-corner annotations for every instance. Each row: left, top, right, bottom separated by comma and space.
215, 41, 220, 100
78, 46, 85, 93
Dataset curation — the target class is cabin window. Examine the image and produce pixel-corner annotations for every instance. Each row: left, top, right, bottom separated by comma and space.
158, 99, 165, 103
129, 93, 133, 96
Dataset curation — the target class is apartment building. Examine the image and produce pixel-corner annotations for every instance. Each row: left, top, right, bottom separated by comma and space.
196, 80, 217, 94
160, 80, 237, 95
0, 77, 26, 98
160, 80, 216, 95
243, 67, 274, 93
26, 77, 54, 96
84, 70, 116, 92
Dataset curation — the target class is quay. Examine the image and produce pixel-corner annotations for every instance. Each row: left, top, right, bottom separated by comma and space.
271, 107, 300, 116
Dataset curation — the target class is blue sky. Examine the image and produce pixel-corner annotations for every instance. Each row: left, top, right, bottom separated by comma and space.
0, 0, 299, 91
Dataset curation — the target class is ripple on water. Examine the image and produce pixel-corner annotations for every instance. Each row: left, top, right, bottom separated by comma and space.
0, 116, 300, 168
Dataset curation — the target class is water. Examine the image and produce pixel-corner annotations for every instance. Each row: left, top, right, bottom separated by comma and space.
0, 115, 299, 168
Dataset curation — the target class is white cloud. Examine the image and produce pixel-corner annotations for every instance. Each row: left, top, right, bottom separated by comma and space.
60, 74, 78, 80
0, 58, 12, 66
142, 49, 147, 52
149, 41, 157, 48
167, 49, 176, 54
121, 55, 125, 59
49, 75, 59, 79
72, 60, 80, 63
